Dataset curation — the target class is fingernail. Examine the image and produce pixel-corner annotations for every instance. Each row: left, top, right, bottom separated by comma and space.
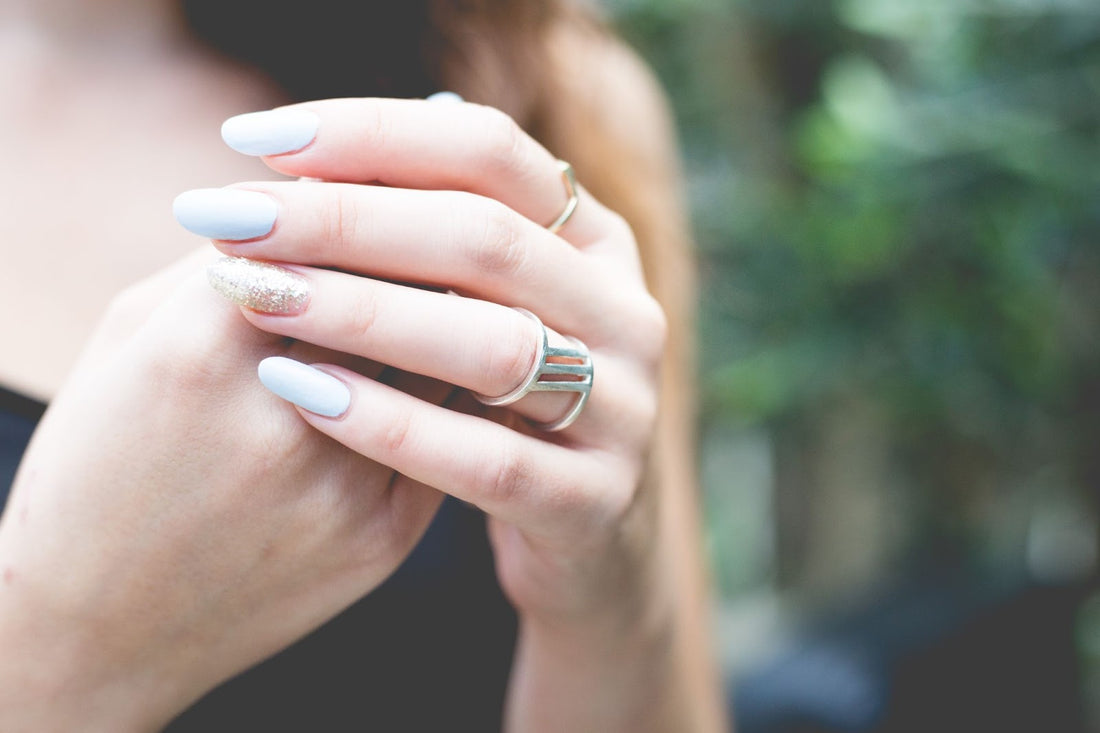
258, 357, 351, 418
426, 91, 464, 104
207, 256, 310, 315
173, 189, 278, 241
221, 108, 320, 156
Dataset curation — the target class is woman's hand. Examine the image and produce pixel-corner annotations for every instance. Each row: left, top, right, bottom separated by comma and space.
182, 98, 678, 730
0, 250, 445, 732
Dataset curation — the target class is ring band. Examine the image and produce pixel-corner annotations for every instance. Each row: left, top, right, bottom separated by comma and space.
474, 308, 594, 432
546, 160, 579, 234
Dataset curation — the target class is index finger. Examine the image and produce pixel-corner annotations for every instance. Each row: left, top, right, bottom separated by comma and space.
220, 98, 611, 244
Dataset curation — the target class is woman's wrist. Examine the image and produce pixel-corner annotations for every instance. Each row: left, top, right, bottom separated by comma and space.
502, 481, 721, 733
506, 596, 686, 733
0, 566, 179, 733
503, 532, 689, 732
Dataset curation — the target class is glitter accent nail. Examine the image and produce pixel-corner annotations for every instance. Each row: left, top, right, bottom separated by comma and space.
206, 256, 310, 315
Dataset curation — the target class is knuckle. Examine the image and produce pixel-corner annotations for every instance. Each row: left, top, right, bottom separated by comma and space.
344, 289, 381, 341
611, 291, 668, 366
606, 210, 635, 241
142, 332, 235, 395
607, 212, 648, 263
635, 294, 669, 361
596, 458, 644, 527
142, 346, 228, 397
485, 312, 538, 393
480, 107, 530, 179
359, 103, 392, 154
238, 412, 312, 478
478, 441, 531, 508
137, 294, 253, 393
471, 201, 527, 278
378, 406, 415, 457
631, 388, 662, 442
321, 188, 363, 250
605, 486, 641, 531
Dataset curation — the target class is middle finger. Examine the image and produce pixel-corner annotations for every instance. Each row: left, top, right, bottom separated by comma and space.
174, 181, 634, 343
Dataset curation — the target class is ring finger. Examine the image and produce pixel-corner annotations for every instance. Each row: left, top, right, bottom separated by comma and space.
206, 257, 634, 436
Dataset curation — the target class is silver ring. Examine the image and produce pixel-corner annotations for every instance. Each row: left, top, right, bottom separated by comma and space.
546, 160, 579, 234
474, 308, 593, 432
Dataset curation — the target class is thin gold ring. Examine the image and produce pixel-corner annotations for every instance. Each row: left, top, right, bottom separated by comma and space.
546, 160, 579, 234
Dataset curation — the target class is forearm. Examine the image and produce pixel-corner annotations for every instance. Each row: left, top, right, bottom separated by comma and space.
0, 669, 158, 733
504, 594, 710, 732
0, 526, 194, 733
503, 488, 725, 733
0, 594, 164, 733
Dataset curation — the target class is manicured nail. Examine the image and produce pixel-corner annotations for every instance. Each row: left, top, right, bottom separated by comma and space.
221, 108, 320, 156
426, 91, 464, 104
206, 256, 310, 315
258, 357, 351, 418
173, 189, 278, 241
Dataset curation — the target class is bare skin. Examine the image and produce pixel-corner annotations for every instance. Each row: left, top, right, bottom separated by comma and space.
0, 0, 284, 399
0, 2, 728, 731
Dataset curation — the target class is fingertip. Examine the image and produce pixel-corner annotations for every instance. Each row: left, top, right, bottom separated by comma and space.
221, 108, 320, 157
258, 356, 351, 418
426, 91, 464, 104
207, 257, 311, 315
173, 188, 278, 241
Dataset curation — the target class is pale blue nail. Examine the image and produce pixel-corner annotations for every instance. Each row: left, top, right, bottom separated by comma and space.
221, 108, 320, 156
258, 357, 351, 418
173, 189, 278, 241
426, 91, 464, 104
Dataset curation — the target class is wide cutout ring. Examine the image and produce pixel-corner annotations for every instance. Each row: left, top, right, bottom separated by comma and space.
474, 308, 593, 432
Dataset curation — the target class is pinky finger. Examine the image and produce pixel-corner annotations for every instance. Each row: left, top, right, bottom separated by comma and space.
256, 357, 619, 544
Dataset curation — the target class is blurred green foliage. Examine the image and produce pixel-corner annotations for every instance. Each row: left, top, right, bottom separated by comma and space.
610, 0, 1100, 597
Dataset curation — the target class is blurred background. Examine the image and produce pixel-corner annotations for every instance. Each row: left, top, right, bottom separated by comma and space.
606, 0, 1100, 730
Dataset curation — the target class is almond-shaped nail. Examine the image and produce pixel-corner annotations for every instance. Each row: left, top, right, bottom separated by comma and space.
426, 91, 464, 104
258, 357, 351, 418
221, 108, 320, 156
207, 256, 310, 315
173, 189, 278, 241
